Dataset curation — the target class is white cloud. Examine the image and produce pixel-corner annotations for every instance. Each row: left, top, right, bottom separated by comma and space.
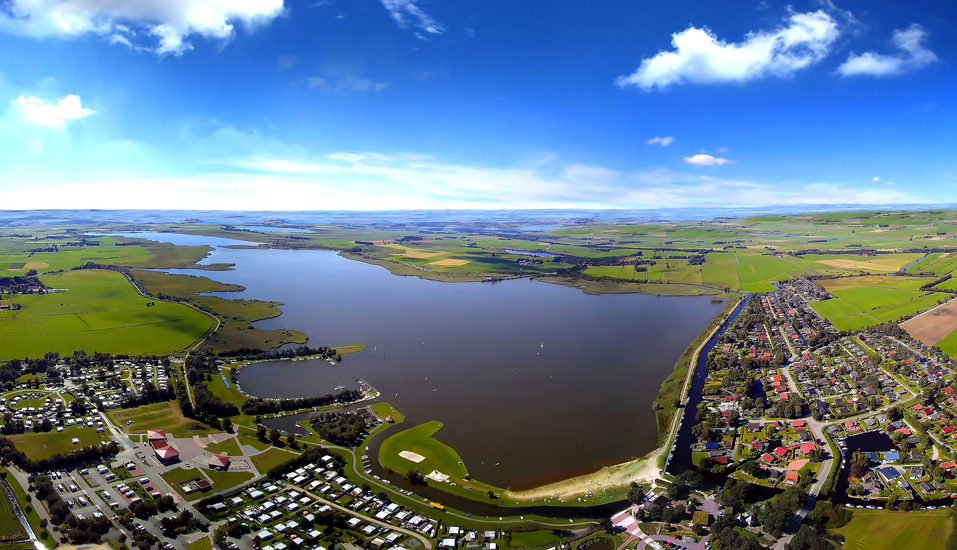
309, 62, 390, 93
0, 0, 285, 56
307, 76, 331, 91
837, 24, 938, 77
646, 136, 674, 146
684, 154, 732, 166
380, 0, 444, 35
872, 176, 880, 181
12, 95, 96, 126
616, 10, 840, 90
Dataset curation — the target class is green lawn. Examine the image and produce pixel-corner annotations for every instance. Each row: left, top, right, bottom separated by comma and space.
250, 447, 298, 473
510, 530, 565, 547
0, 269, 213, 359
378, 421, 467, 479
10, 426, 109, 461
237, 431, 272, 452
203, 468, 254, 491
112, 401, 215, 439
205, 437, 242, 456
188, 537, 212, 550
833, 509, 952, 550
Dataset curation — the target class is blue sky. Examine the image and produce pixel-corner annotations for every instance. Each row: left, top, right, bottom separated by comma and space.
0, 0, 953, 210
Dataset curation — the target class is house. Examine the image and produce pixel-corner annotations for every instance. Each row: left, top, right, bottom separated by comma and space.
208, 455, 230, 470
784, 472, 799, 486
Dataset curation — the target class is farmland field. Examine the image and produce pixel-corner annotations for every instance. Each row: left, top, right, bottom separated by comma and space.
0, 269, 213, 359
811, 277, 946, 331
0, 482, 28, 542
832, 509, 952, 550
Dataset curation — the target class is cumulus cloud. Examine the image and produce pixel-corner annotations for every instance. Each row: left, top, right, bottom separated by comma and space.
872, 177, 880, 181
12, 95, 96, 126
380, 0, 444, 35
616, 10, 840, 90
0, 0, 285, 55
646, 136, 674, 146
837, 24, 938, 77
684, 154, 732, 166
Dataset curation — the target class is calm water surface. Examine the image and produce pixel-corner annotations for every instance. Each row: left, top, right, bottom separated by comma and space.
146, 233, 724, 489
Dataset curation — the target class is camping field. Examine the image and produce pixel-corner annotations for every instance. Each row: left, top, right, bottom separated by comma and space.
10, 425, 108, 461
0, 269, 213, 359
832, 509, 952, 550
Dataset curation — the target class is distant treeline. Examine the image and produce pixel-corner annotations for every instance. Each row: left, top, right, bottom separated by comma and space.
216, 344, 338, 359
0, 275, 44, 293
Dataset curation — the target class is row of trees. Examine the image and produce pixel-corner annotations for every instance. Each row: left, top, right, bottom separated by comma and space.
241, 388, 362, 416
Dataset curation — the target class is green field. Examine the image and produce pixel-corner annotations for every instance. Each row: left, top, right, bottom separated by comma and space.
188, 537, 213, 550
811, 276, 946, 331
833, 509, 952, 550
510, 530, 564, 547
112, 401, 215, 439
10, 425, 109, 461
250, 447, 298, 473
378, 421, 467, 479
0, 482, 28, 542
205, 437, 242, 456
203, 468, 254, 491
0, 269, 212, 359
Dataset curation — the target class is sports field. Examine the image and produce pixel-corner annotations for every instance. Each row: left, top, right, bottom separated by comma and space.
833, 509, 952, 550
0, 269, 213, 359
378, 421, 468, 479
811, 277, 946, 331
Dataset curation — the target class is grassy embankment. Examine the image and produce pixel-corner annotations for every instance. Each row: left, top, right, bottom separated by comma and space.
0, 269, 213, 360
131, 269, 307, 353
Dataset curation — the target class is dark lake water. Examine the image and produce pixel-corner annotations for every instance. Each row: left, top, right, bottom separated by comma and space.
138, 233, 725, 489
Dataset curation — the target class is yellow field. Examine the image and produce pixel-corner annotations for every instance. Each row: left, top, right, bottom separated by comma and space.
429, 258, 472, 267
385, 245, 442, 259
818, 259, 899, 272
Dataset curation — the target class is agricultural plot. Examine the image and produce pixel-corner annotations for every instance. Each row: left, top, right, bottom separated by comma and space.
0, 269, 212, 359
908, 252, 957, 275
735, 254, 801, 292
811, 277, 946, 331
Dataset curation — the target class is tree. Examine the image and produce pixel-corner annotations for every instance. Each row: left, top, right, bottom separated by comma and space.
269, 429, 283, 446
286, 432, 298, 449
256, 425, 267, 441
626, 482, 645, 505
221, 418, 232, 432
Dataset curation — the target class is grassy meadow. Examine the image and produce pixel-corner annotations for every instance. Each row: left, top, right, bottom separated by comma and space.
0, 269, 212, 359
832, 509, 953, 550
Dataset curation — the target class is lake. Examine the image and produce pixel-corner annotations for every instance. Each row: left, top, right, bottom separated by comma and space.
139, 232, 725, 489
